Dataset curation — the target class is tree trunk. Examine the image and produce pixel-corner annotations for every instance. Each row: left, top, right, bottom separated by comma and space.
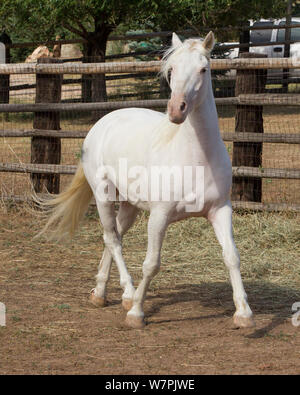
239, 21, 250, 54
81, 27, 111, 121
31, 57, 62, 194
0, 32, 11, 122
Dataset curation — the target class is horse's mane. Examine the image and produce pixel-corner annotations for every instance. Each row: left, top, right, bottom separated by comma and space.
152, 116, 181, 150
161, 38, 210, 83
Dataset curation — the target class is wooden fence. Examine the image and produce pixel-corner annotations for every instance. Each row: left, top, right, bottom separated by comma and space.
3, 56, 300, 74
0, 56, 300, 212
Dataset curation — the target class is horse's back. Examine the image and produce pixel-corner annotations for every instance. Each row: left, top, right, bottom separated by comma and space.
82, 108, 165, 189
86, 108, 164, 141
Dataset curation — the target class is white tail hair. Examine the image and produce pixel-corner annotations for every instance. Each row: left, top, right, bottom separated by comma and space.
36, 162, 93, 239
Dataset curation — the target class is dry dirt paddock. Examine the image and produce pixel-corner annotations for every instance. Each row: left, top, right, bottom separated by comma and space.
0, 206, 299, 375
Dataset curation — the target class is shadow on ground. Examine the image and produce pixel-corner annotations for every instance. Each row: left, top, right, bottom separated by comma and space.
142, 280, 299, 337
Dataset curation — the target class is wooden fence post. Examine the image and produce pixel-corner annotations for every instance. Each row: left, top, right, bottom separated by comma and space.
31, 57, 62, 194
231, 52, 267, 202
0, 32, 11, 121
159, 35, 171, 99
239, 21, 250, 54
282, 0, 293, 93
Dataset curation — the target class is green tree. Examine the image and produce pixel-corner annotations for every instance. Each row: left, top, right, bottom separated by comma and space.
0, 0, 146, 106
0, 0, 290, 57
0, 0, 289, 103
140, 0, 287, 41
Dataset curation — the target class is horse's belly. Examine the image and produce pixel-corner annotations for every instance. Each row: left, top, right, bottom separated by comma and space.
170, 166, 232, 220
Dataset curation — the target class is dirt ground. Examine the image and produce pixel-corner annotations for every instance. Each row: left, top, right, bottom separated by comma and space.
0, 208, 300, 375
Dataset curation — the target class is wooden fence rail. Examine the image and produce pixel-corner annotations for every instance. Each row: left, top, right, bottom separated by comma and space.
2, 94, 300, 114
1, 57, 300, 75
9, 72, 158, 92
1, 163, 300, 180
0, 99, 167, 113
1, 129, 300, 144
1, 193, 299, 213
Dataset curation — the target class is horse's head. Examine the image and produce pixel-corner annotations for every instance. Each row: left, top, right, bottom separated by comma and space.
163, 31, 215, 124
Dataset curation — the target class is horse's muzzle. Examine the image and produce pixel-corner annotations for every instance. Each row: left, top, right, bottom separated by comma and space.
167, 96, 188, 124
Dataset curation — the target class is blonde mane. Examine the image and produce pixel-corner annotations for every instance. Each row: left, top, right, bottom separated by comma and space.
161, 38, 210, 83
152, 115, 181, 150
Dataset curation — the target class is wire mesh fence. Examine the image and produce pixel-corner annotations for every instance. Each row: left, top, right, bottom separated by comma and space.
0, 47, 300, 211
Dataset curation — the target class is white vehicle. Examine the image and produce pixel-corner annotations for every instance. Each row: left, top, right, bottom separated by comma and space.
223, 18, 300, 81
0, 42, 5, 64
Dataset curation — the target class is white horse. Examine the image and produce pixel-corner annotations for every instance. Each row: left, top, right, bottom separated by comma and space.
40, 32, 254, 329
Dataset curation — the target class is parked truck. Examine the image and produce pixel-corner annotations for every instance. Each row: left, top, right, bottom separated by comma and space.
220, 18, 300, 84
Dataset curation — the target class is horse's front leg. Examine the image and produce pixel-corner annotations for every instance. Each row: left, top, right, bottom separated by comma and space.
210, 202, 255, 328
125, 208, 168, 329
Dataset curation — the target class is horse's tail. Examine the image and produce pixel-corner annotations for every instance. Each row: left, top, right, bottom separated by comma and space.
36, 162, 93, 239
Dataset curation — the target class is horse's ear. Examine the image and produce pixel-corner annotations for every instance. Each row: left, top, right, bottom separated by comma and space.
202, 31, 215, 53
172, 32, 182, 48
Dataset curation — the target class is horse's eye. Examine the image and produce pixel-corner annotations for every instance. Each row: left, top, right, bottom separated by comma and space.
200, 68, 207, 73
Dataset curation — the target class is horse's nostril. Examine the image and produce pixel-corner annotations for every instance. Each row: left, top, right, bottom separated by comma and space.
180, 102, 186, 112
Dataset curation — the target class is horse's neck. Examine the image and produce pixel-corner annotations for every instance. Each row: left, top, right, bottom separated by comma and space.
188, 86, 220, 146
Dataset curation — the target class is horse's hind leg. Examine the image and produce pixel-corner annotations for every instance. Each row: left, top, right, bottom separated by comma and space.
90, 247, 112, 307
115, 201, 139, 309
90, 201, 138, 308
125, 208, 168, 329
210, 202, 254, 328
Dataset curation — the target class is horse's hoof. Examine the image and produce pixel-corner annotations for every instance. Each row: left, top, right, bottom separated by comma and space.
233, 314, 255, 328
89, 290, 106, 308
122, 298, 133, 311
125, 314, 146, 329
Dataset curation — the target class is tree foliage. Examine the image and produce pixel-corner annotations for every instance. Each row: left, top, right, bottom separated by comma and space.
0, 0, 289, 43
0, 0, 290, 99
137, 0, 287, 40
0, 0, 150, 43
